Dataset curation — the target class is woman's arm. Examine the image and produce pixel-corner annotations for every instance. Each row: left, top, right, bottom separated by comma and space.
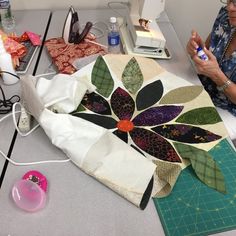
193, 48, 236, 104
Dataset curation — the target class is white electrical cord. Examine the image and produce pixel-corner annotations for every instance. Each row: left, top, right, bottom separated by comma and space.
0, 102, 70, 166
107, 1, 129, 18
0, 149, 70, 166
80, 21, 108, 49
82, 2, 129, 41
107, 1, 129, 29
0, 2, 128, 167
90, 21, 108, 39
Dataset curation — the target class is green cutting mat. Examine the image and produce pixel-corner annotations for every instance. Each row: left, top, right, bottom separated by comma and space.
154, 138, 236, 236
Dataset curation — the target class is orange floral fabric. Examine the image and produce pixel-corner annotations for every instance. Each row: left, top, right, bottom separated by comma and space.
45, 34, 106, 74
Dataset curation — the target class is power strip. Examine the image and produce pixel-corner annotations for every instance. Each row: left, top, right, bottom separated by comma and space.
18, 106, 31, 133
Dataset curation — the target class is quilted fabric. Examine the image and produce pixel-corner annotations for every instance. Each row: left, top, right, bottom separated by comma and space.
174, 142, 226, 193
71, 55, 229, 196
20, 55, 231, 209
45, 34, 106, 74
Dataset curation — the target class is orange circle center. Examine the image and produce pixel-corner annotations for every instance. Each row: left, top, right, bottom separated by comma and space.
117, 120, 134, 132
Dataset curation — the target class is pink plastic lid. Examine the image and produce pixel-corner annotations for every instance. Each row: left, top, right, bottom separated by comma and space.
12, 179, 46, 212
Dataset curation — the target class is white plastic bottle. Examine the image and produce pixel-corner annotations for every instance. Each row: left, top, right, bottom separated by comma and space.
0, 0, 15, 32
107, 17, 120, 54
197, 46, 208, 61
0, 35, 18, 85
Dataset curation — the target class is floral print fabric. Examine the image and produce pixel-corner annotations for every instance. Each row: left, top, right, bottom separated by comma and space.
199, 7, 236, 116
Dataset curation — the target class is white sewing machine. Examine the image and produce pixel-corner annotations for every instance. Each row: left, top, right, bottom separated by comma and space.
119, 0, 171, 59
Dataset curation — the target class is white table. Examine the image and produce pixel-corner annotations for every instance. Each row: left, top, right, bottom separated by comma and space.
0, 8, 235, 236
0, 10, 51, 184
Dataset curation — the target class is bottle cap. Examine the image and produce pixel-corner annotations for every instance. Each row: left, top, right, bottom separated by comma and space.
110, 17, 117, 23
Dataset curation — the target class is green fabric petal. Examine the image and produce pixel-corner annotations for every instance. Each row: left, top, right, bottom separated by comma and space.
176, 107, 222, 125
122, 57, 143, 94
174, 142, 226, 194
159, 86, 203, 104
91, 56, 114, 98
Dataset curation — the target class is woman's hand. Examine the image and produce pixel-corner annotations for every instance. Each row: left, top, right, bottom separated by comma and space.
186, 30, 205, 58
192, 48, 236, 104
187, 31, 236, 104
192, 48, 222, 81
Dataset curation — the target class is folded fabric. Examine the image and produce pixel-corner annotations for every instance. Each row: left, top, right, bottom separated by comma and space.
21, 75, 156, 209
44, 34, 106, 74
36, 74, 96, 113
0, 30, 26, 67
20, 55, 229, 209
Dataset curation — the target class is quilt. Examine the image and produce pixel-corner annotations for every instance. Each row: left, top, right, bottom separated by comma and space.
20, 54, 229, 210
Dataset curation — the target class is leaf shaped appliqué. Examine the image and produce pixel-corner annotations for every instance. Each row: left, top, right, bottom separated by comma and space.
130, 127, 182, 163
159, 86, 203, 104
136, 80, 164, 111
133, 105, 184, 126
81, 92, 112, 115
111, 87, 135, 120
122, 57, 143, 95
176, 107, 222, 125
174, 142, 226, 193
152, 124, 221, 143
91, 56, 114, 97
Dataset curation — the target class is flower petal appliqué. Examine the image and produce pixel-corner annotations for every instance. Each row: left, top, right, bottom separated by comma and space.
91, 56, 114, 97
81, 92, 112, 115
136, 80, 164, 111
111, 87, 135, 120
133, 105, 184, 126
130, 127, 182, 163
159, 86, 203, 104
152, 124, 221, 143
122, 57, 143, 95
176, 107, 222, 125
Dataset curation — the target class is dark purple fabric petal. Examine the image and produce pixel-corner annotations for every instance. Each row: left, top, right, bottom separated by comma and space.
113, 129, 128, 143
152, 124, 222, 143
132, 105, 184, 126
81, 92, 111, 115
111, 87, 135, 120
130, 127, 181, 163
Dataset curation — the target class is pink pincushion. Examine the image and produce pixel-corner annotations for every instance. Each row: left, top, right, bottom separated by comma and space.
12, 179, 46, 212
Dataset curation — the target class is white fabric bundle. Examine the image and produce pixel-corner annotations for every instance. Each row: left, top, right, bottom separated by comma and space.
21, 74, 157, 209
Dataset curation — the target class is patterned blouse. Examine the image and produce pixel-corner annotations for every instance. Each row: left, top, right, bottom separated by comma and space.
199, 6, 236, 116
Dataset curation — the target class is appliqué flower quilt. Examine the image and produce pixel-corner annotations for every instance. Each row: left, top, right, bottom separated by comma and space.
71, 55, 229, 196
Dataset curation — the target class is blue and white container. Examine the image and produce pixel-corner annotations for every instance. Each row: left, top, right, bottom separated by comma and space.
108, 17, 120, 54
197, 46, 208, 61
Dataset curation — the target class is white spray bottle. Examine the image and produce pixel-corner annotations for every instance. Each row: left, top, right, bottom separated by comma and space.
0, 35, 18, 85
